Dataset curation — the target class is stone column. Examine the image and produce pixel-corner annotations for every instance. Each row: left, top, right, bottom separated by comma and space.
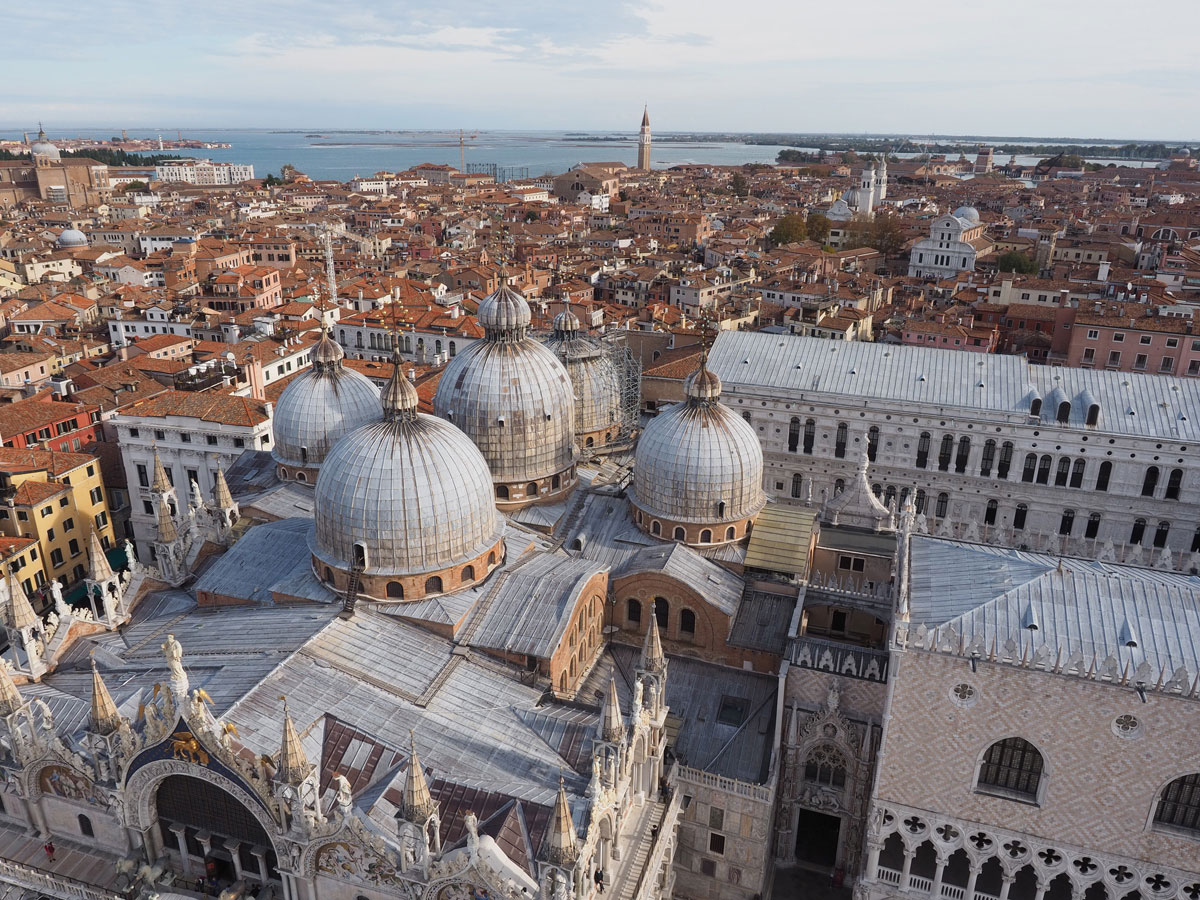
865, 841, 882, 883
170, 824, 192, 878
226, 841, 243, 881
250, 847, 269, 884
998, 873, 1015, 900
964, 859, 980, 900
1034, 880, 1050, 900
899, 844, 914, 891
931, 853, 949, 899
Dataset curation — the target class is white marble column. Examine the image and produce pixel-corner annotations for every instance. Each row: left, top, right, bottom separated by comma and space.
170, 824, 192, 878
899, 845, 914, 891
931, 853, 949, 899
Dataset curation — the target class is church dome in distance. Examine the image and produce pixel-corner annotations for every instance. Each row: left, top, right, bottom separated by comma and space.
56, 228, 87, 249
30, 127, 60, 161
271, 328, 381, 482
312, 353, 504, 602
953, 206, 981, 225
631, 353, 765, 547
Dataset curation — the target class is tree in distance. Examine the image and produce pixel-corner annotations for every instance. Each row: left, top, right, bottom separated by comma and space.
769, 214, 807, 246
729, 172, 749, 197
806, 212, 831, 244
996, 250, 1037, 274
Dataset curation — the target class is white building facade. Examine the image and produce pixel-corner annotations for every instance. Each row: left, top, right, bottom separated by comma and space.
154, 160, 255, 185
909, 208, 989, 279
111, 395, 273, 559
708, 331, 1200, 574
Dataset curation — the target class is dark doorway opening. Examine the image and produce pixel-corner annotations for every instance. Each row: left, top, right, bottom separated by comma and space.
794, 809, 841, 870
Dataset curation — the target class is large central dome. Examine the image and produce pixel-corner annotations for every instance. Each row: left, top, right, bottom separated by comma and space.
272, 329, 381, 483
311, 354, 505, 602
433, 274, 578, 509
631, 355, 765, 547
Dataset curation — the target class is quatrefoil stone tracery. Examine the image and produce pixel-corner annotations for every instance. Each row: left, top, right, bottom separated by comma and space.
1073, 858, 1099, 876
1038, 849, 1063, 867
937, 825, 960, 842
970, 833, 993, 852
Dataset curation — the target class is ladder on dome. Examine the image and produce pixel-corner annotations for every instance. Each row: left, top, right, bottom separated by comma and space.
340, 563, 364, 618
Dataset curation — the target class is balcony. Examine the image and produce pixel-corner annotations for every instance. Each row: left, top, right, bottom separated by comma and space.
789, 633, 889, 683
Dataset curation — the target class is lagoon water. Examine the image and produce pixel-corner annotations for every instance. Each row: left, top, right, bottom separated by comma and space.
1, 128, 1161, 180
1, 128, 791, 180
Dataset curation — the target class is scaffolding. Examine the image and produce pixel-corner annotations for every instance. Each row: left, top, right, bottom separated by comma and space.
602, 330, 642, 444
467, 162, 532, 183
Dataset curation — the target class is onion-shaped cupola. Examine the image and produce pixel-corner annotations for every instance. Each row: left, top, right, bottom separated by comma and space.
631, 353, 765, 547
433, 272, 578, 509
311, 351, 505, 603
272, 326, 381, 484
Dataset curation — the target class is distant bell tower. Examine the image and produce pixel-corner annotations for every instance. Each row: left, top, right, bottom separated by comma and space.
637, 106, 652, 170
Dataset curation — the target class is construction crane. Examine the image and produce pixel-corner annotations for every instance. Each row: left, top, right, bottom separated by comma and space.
459, 130, 478, 172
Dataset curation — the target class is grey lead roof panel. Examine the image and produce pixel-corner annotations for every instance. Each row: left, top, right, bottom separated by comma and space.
709, 330, 1200, 440
908, 537, 1200, 674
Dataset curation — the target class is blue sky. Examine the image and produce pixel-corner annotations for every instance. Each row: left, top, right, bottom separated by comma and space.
5, 0, 1198, 140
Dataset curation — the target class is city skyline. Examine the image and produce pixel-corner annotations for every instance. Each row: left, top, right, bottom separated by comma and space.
7, 0, 1199, 139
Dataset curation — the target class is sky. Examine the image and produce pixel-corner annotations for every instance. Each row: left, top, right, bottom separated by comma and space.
5, 0, 1199, 140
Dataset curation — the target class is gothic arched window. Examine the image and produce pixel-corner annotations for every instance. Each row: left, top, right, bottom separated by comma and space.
1155, 774, 1200, 834
803, 745, 848, 790
977, 737, 1044, 802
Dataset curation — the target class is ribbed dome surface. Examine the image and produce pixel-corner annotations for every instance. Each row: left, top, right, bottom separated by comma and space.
272, 366, 381, 469
312, 415, 503, 577
434, 339, 577, 482
477, 283, 532, 337
543, 331, 623, 437
632, 375, 765, 524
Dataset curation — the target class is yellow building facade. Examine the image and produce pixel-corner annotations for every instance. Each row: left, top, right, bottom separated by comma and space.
0, 449, 116, 599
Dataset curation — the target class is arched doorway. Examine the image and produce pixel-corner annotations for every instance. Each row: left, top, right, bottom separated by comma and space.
155, 774, 279, 886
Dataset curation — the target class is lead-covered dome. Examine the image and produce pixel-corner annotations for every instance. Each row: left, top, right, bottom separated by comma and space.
272, 329, 381, 482
56, 228, 87, 249
312, 355, 504, 601
953, 206, 981, 225
434, 275, 578, 508
631, 355, 765, 546
30, 128, 60, 161
542, 305, 624, 451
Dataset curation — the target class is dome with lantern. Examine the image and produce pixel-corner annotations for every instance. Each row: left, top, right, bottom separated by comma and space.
433, 273, 578, 508
311, 352, 505, 602
541, 304, 624, 451
271, 328, 381, 483
631, 353, 765, 547
30, 126, 60, 161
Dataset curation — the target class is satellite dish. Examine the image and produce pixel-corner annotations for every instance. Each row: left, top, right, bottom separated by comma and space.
225, 351, 235, 362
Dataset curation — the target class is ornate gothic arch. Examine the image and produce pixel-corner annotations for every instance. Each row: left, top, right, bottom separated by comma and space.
125, 759, 288, 868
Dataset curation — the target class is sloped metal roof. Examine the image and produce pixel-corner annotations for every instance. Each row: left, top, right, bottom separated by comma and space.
908, 537, 1200, 675
744, 504, 816, 576
709, 330, 1200, 440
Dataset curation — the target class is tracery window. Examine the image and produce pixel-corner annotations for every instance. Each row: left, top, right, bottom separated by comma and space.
803, 744, 848, 790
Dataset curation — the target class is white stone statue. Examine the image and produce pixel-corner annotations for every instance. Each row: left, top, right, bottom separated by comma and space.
331, 772, 353, 815
464, 811, 479, 862
123, 539, 138, 571
49, 579, 68, 617
162, 633, 186, 687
